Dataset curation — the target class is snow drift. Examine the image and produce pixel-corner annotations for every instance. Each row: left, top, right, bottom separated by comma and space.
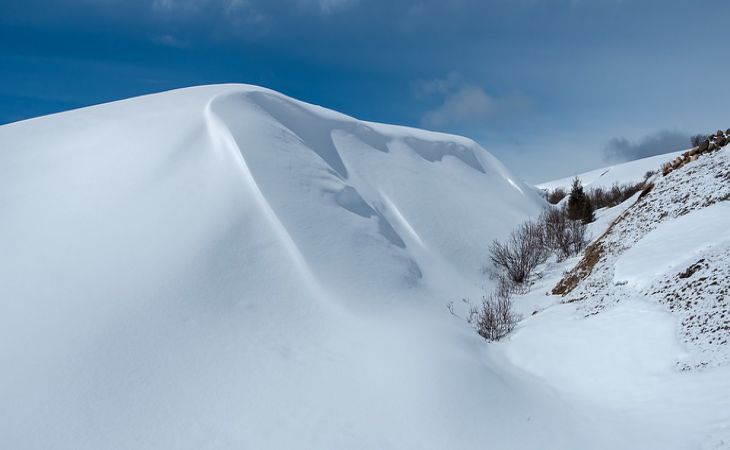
2, 84, 727, 449
0, 84, 581, 449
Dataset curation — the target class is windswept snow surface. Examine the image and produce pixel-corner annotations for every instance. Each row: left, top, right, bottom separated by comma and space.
615, 202, 730, 290
1, 84, 725, 449
0, 84, 585, 449
537, 150, 683, 191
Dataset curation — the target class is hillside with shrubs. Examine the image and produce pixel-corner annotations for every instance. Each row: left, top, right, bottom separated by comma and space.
475, 127, 730, 371
459, 131, 730, 450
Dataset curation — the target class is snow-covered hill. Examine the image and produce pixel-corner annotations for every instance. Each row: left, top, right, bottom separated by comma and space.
0, 84, 584, 449
2, 84, 729, 449
538, 150, 684, 191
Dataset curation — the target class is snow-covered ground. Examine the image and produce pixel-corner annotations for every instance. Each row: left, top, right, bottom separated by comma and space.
1, 84, 728, 449
536, 143, 730, 448
614, 202, 730, 290
537, 150, 684, 191
555, 144, 730, 367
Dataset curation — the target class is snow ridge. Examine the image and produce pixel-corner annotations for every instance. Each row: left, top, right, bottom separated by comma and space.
1, 84, 577, 450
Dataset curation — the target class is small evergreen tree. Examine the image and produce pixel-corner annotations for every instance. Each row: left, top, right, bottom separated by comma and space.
580, 195, 595, 224
566, 178, 595, 223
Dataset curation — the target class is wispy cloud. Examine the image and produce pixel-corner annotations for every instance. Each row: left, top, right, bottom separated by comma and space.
153, 34, 187, 48
307, 0, 359, 14
150, 0, 354, 19
415, 73, 533, 129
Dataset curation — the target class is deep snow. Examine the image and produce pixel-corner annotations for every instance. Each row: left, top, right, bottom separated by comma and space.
1, 84, 728, 449
615, 202, 730, 290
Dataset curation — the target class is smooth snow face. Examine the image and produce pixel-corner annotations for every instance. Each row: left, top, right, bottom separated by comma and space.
1, 84, 600, 450
2, 84, 727, 449
615, 202, 730, 290
504, 295, 730, 450
507, 300, 683, 401
537, 150, 684, 191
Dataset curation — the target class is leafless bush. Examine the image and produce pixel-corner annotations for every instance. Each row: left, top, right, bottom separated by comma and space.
662, 162, 673, 176
540, 205, 588, 261
490, 204, 589, 288
446, 300, 456, 316
587, 181, 644, 210
544, 187, 567, 204
691, 134, 708, 147
473, 291, 518, 341
489, 220, 548, 287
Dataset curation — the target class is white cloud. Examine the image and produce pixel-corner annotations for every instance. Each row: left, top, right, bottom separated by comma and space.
421, 85, 497, 128
412, 72, 463, 98
416, 74, 533, 129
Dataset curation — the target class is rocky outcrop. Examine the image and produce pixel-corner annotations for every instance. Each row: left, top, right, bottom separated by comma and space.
662, 128, 729, 176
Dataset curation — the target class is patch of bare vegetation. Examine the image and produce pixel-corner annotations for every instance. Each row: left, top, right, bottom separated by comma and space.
552, 240, 604, 295
466, 290, 519, 342
489, 221, 548, 288
489, 206, 590, 293
541, 206, 588, 261
588, 181, 646, 210
545, 177, 649, 221
544, 187, 567, 204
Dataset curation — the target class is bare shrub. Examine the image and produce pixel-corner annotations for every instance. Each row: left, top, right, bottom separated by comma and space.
474, 291, 518, 341
446, 300, 456, 316
541, 206, 568, 254
540, 205, 588, 261
691, 134, 708, 147
545, 187, 567, 204
566, 217, 588, 255
587, 181, 644, 210
489, 220, 548, 287
662, 162, 673, 176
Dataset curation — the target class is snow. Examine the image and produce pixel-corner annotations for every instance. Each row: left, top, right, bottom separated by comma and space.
556, 143, 730, 369
615, 202, 730, 290
507, 299, 683, 400
0, 84, 568, 449
1, 83, 729, 449
537, 150, 684, 191
504, 297, 730, 450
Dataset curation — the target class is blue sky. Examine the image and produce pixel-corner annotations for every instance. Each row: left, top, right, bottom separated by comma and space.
2, 0, 729, 181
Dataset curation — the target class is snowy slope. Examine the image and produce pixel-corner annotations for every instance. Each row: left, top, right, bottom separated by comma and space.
552, 144, 730, 368
504, 145, 730, 450
538, 150, 684, 191
3, 84, 728, 449
0, 84, 609, 450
